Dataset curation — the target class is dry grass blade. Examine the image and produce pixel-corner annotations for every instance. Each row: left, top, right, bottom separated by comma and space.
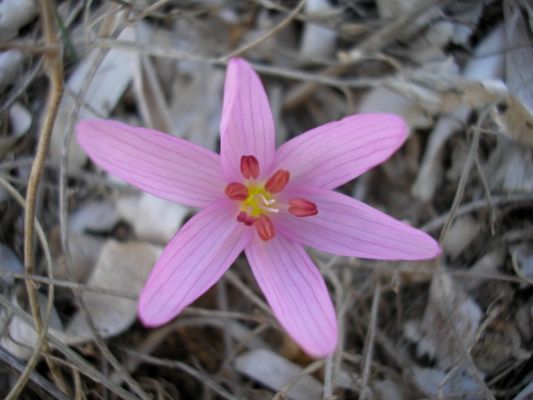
359, 279, 380, 400
0, 176, 61, 398
0, 347, 70, 400
0, 293, 138, 400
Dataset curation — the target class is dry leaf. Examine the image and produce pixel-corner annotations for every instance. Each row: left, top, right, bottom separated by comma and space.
0, 50, 24, 93
131, 23, 174, 134
499, 0, 533, 145
69, 200, 120, 233
0, 103, 31, 160
117, 193, 189, 244
49, 27, 136, 171
448, 0, 484, 46
299, 0, 337, 61
50, 228, 105, 284
234, 349, 322, 400
405, 274, 482, 369
374, 379, 404, 400
0, 0, 38, 40
169, 62, 224, 150
0, 292, 63, 360
471, 322, 530, 373
463, 248, 505, 291
442, 216, 482, 259
358, 86, 433, 130
412, 26, 505, 201
412, 366, 484, 399
62, 240, 161, 344
485, 137, 533, 192
0, 244, 23, 286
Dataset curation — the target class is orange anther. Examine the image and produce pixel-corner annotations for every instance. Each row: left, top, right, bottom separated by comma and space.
240, 155, 260, 179
225, 182, 249, 201
265, 169, 290, 194
288, 198, 318, 217
255, 214, 275, 241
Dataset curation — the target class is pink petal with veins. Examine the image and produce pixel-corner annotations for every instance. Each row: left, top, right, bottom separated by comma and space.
276, 186, 441, 260
220, 58, 276, 182
245, 235, 338, 357
275, 113, 408, 190
138, 200, 251, 327
77, 119, 225, 208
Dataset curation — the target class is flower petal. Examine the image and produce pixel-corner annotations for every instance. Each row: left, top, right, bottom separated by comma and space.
275, 113, 408, 189
77, 119, 225, 208
245, 235, 338, 357
276, 186, 441, 260
220, 58, 276, 181
138, 200, 251, 326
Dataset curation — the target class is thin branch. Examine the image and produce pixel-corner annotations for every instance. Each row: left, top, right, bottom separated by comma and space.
221, 0, 306, 61
123, 350, 238, 400
359, 279, 381, 400
0, 175, 63, 398
0, 347, 70, 400
21, 0, 68, 395
438, 107, 490, 243
283, 0, 448, 110
0, 293, 138, 400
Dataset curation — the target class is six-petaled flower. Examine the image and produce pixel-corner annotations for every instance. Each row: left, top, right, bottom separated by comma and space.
76, 58, 441, 357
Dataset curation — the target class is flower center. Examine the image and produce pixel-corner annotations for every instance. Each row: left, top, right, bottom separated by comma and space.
225, 155, 317, 241
242, 185, 279, 217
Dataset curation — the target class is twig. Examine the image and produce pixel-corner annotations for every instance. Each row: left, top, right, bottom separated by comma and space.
225, 269, 272, 315
433, 274, 496, 399
322, 265, 347, 399
87, 37, 381, 89
0, 347, 70, 400
73, 368, 86, 400
0, 293, 138, 400
0, 271, 137, 299
359, 280, 381, 400
511, 252, 533, 285
0, 175, 64, 398
21, 0, 68, 395
217, 278, 233, 359
438, 108, 490, 243
283, 0, 447, 110
421, 192, 533, 233
474, 153, 497, 234
221, 0, 306, 61
123, 350, 238, 400
273, 359, 325, 400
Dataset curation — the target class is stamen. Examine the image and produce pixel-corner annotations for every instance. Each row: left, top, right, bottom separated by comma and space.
258, 194, 275, 206
288, 198, 318, 217
225, 182, 248, 201
255, 215, 275, 241
265, 169, 290, 194
237, 211, 255, 226
257, 194, 279, 213
240, 155, 260, 180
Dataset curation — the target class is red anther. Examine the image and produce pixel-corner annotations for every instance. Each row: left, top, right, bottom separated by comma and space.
288, 198, 318, 217
240, 155, 260, 179
237, 211, 256, 226
265, 169, 290, 194
225, 182, 249, 201
255, 215, 275, 241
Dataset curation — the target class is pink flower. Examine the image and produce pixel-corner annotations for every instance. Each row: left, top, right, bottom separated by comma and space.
76, 58, 440, 357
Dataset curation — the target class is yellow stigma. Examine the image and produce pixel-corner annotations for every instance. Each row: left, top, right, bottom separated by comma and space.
241, 184, 279, 217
